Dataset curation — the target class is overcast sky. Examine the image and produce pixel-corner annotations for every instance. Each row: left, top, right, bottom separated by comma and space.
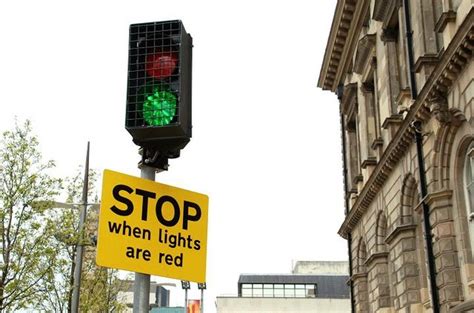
0, 0, 344, 311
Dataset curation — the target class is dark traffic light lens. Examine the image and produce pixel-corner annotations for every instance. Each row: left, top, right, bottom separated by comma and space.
146, 52, 178, 79
142, 84, 177, 126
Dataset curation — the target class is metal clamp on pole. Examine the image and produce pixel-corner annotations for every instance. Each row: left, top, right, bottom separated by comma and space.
469, 213, 474, 222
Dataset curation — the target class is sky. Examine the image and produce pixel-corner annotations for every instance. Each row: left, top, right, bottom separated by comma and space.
0, 0, 345, 311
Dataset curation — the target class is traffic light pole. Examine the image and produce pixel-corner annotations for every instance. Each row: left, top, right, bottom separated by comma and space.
133, 164, 155, 312
127, 20, 193, 311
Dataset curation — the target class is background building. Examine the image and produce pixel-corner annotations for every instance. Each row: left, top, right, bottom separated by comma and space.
318, 0, 473, 312
117, 279, 159, 311
150, 307, 186, 313
216, 261, 350, 312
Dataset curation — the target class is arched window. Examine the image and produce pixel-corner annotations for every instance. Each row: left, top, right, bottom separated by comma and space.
464, 141, 474, 221
376, 212, 388, 252
357, 239, 367, 274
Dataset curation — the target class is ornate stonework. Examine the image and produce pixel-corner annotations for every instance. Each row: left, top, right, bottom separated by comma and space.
318, 1, 474, 311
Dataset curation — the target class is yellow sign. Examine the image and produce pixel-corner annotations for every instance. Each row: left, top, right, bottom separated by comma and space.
96, 169, 209, 283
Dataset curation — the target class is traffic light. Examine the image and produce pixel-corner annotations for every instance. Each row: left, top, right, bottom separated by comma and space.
125, 20, 192, 160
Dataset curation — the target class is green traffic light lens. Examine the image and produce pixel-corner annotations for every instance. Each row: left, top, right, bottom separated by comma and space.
142, 86, 177, 126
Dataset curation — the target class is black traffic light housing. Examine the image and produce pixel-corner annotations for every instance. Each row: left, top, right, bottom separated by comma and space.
125, 20, 192, 165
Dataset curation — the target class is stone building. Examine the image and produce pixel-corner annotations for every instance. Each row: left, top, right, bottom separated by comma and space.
318, 0, 473, 312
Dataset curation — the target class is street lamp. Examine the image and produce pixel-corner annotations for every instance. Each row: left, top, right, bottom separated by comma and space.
181, 281, 190, 313
198, 283, 206, 313
49, 142, 98, 313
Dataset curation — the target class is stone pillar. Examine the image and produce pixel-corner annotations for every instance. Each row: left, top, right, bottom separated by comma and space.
352, 272, 370, 313
346, 123, 361, 194
386, 224, 422, 311
381, 29, 401, 115
361, 82, 378, 162
380, 29, 404, 141
367, 252, 392, 311
427, 190, 463, 310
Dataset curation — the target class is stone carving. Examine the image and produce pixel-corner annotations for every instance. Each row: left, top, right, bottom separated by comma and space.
428, 92, 451, 124
428, 92, 467, 125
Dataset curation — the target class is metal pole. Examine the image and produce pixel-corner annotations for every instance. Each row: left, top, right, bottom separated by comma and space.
71, 142, 90, 313
413, 121, 440, 312
184, 288, 188, 313
200, 288, 204, 313
133, 164, 155, 312
337, 93, 355, 313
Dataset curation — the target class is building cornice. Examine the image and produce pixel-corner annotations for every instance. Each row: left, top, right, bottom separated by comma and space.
365, 251, 389, 266
338, 9, 474, 239
318, 0, 371, 92
385, 223, 416, 245
425, 189, 453, 206
350, 272, 368, 281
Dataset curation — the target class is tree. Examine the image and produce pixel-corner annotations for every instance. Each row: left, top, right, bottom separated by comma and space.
0, 120, 127, 312
41, 167, 98, 312
39, 167, 127, 312
70, 169, 127, 313
0, 120, 62, 311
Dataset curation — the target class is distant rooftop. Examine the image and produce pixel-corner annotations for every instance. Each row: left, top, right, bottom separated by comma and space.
292, 260, 349, 275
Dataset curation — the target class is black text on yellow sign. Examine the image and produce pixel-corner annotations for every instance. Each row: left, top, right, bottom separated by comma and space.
96, 169, 209, 283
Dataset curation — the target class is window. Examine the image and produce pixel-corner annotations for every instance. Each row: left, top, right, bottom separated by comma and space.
263, 284, 273, 297
241, 284, 252, 297
252, 284, 263, 297
465, 142, 474, 217
342, 83, 363, 194
378, 5, 410, 131
463, 140, 474, 259
240, 283, 318, 298
284, 284, 295, 297
295, 284, 306, 297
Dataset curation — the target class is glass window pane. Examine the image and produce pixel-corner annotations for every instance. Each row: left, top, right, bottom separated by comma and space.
284, 289, 295, 297
295, 289, 305, 297
242, 289, 252, 297
263, 289, 273, 297
253, 284, 262, 289
274, 284, 284, 289
295, 284, 305, 289
284, 284, 294, 289
466, 144, 474, 215
253, 288, 263, 297
274, 289, 284, 297
468, 185, 474, 212
264, 284, 273, 289
242, 284, 252, 289
468, 146, 474, 180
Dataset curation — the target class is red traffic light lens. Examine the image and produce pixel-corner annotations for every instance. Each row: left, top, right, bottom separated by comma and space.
146, 52, 178, 79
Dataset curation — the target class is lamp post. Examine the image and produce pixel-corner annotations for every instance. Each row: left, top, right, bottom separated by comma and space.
181, 280, 190, 313
49, 142, 100, 313
197, 282, 206, 313
52, 200, 99, 312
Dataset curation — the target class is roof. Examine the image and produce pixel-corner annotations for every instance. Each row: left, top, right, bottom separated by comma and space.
238, 274, 350, 299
